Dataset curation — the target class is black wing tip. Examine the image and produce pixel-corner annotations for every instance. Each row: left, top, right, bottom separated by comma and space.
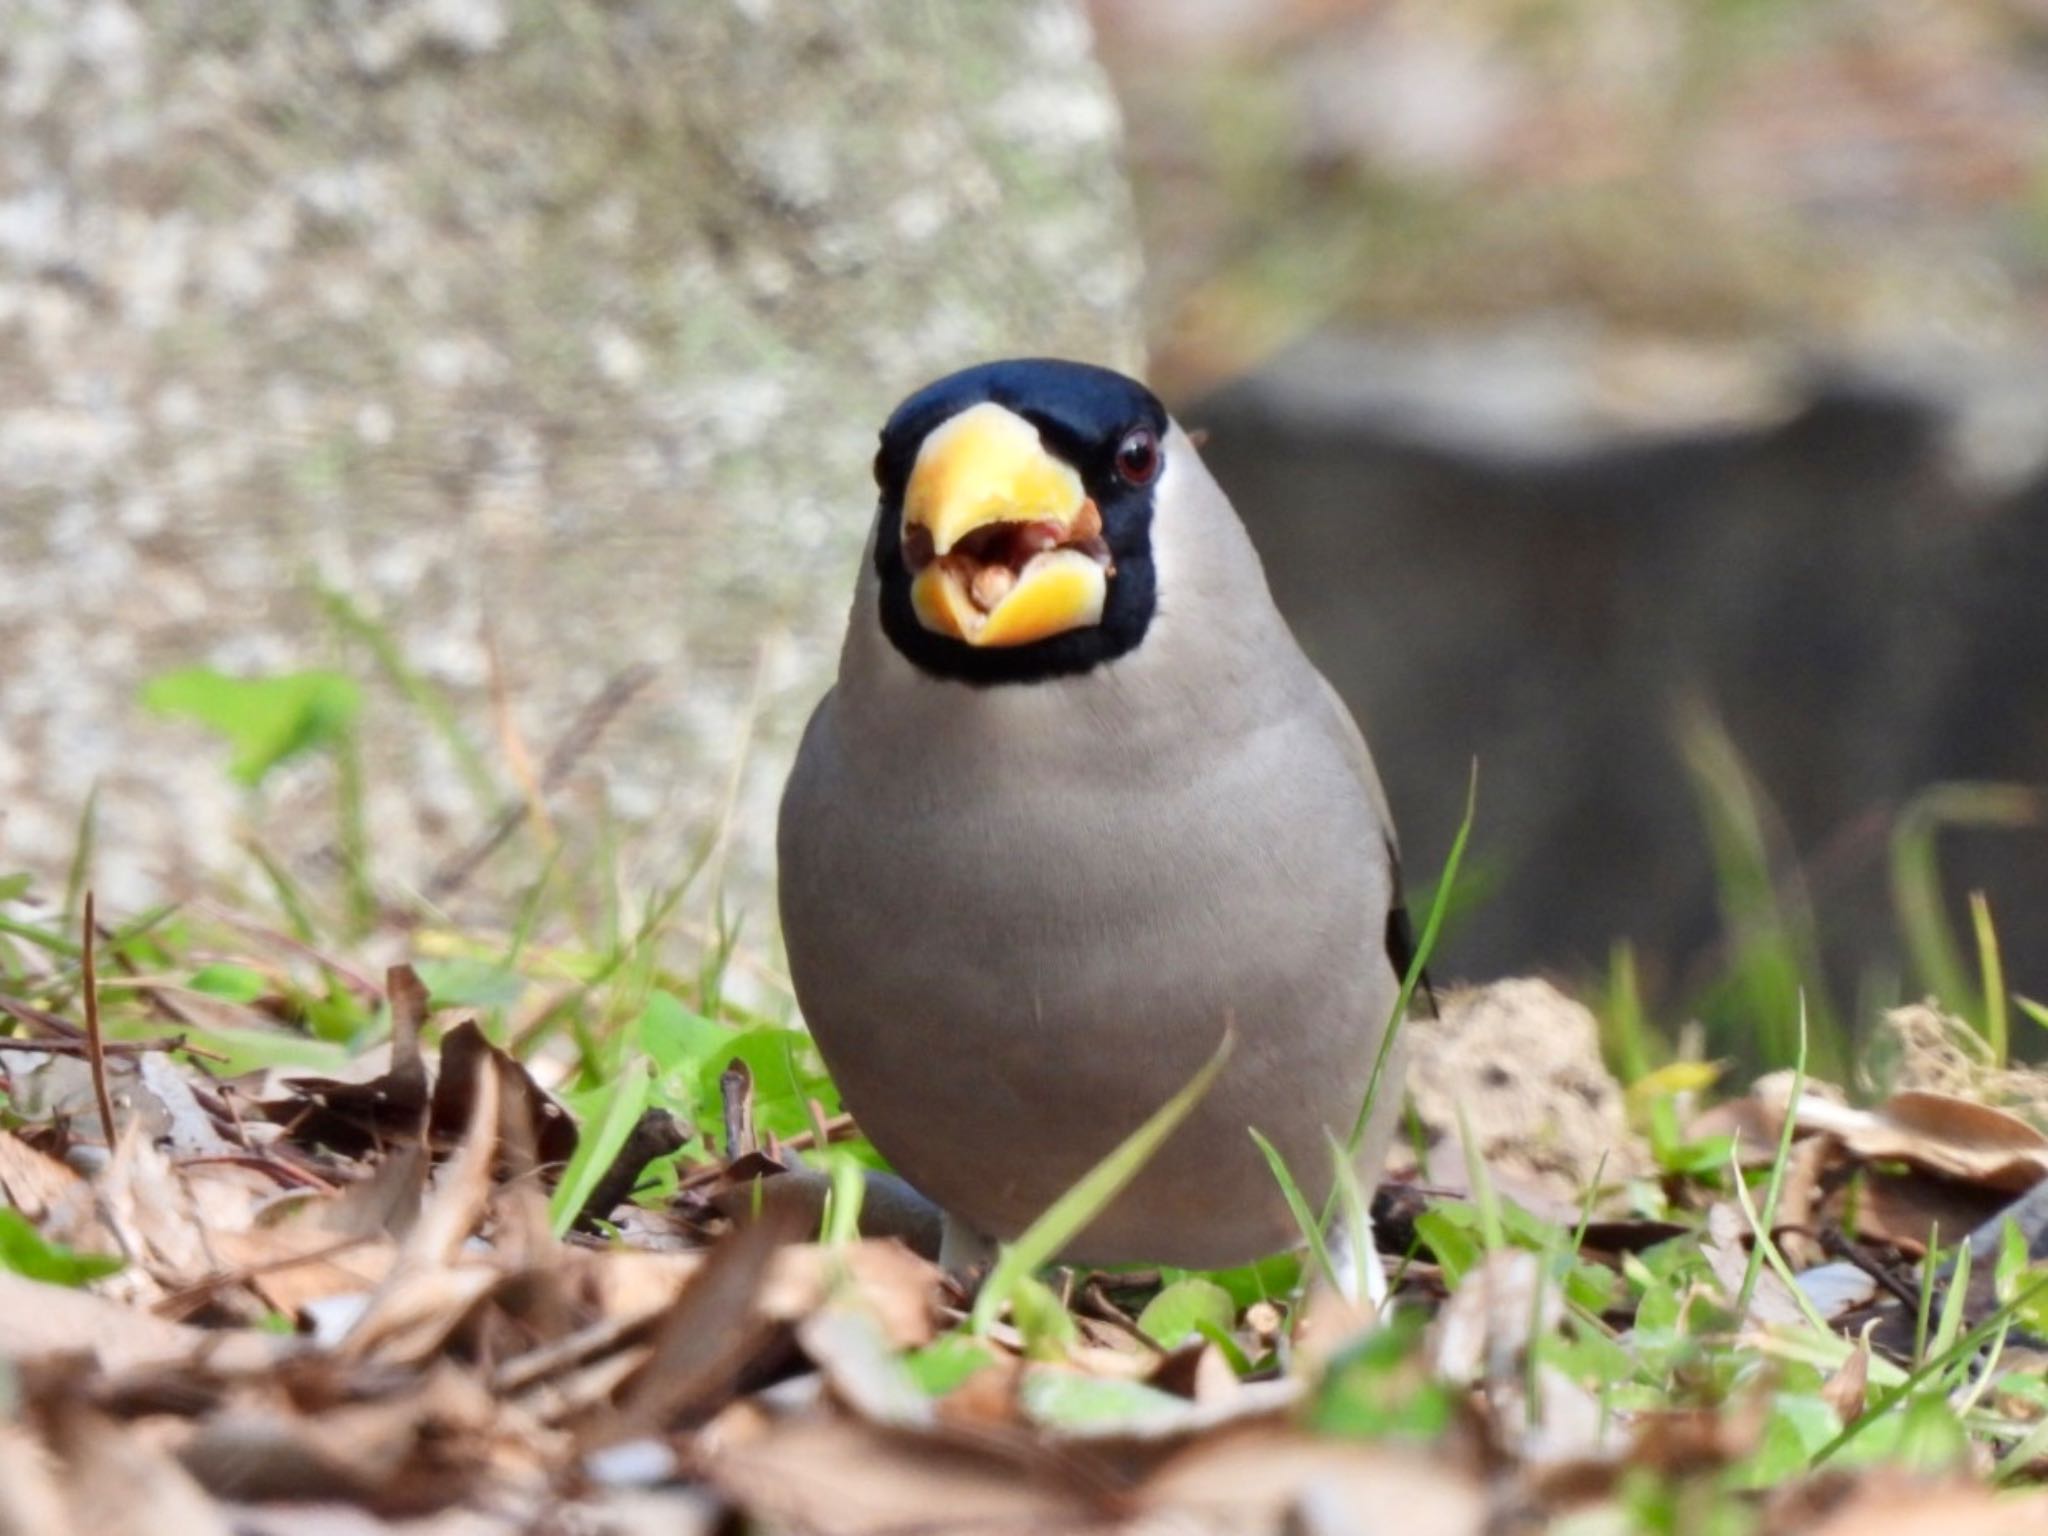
1384, 900, 1440, 1020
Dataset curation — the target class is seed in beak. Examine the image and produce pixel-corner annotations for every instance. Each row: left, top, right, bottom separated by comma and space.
970, 563, 1016, 612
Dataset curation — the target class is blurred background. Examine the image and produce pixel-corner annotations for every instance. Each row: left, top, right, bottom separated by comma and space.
1, 0, 2044, 1064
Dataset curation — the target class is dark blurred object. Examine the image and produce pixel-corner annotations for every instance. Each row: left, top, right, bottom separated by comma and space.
1194, 334, 2048, 1011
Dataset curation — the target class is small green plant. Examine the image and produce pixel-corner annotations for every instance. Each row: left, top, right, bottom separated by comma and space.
141, 667, 361, 787
0, 1208, 122, 1286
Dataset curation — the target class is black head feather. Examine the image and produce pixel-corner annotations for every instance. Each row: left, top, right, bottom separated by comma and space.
871, 358, 1167, 685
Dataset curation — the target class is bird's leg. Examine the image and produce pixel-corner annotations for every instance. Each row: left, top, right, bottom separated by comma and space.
1329, 1211, 1390, 1312
938, 1211, 999, 1279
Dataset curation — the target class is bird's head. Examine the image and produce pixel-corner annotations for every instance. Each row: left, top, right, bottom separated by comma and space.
870, 359, 1168, 684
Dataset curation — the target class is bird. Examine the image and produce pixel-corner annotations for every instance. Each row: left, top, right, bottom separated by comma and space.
777, 357, 1425, 1273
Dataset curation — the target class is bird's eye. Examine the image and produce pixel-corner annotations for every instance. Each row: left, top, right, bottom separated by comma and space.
1113, 426, 1161, 487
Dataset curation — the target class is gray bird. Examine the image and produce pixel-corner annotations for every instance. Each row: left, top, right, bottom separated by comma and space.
778, 358, 1423, 1272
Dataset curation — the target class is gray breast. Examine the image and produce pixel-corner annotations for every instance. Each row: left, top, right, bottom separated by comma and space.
777, 674, 1398, 1267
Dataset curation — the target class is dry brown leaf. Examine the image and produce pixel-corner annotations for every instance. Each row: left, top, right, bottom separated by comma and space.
205, 1226, 398, 1318
797, 1306, 935, 1428
1777, 1086, 2048, 1191
0, 1128, 92, 1222
1432, 1248, 1560, 1385
700, 1413, 1097, 1536
1631, 1396, 1770, 1475
339, 1049, 500, 1362
263, 965, 432, 1156
332, 1262, 502, 1368
428, 1019, 577, 1171
263, 1144, 429, 1245
1783, 1474, 2048, 1536
761, 1240, 942, 1351
177, 1365, 510, 1516
1291, 1284, 1382, 1373
571, 1487, 726, 1536
1771, 1135, 1834, 1268
1147, 1341, 1241, 1405
0, 1421, 74, 1536
0, 1270, 278, 1374
1138, 1422, 1487, 1535
44, 1402, 234, 1536
578, 1247, 706, 1325
512, 1343, 652, 1426
580, 1196, 809, 1449
1823, 1335, 1871, 1424
1829, 1167, 2016, 1257
216, 1508, 522, 1536
134, 1052, 238, 1158
1701, 1204, 1809, 1328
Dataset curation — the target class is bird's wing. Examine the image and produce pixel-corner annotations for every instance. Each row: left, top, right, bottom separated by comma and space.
1315, 674, 1438, 1018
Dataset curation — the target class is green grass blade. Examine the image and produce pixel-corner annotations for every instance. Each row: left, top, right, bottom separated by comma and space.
548, 1060, 652, 1237
1727, 1144, 1834, 1336
1338, 761, 1477, 1172
1674, 702, 1838, 1073
1889, 783, 2039, 1029
1252, 1128, 1341, 1293
0, 911, 80, 960
336, 729, 375, 937
1929, 1242, 1971, 1363
969, 1026, 1233, 1336
1813, 1269, 2048, 1468
1326, 1129, 1376, 1300
822, 1147, 866, 1246
246, 839, 321, 945
1600, 940, 1656, 1086
1454, 1098, 1504, 1254
1969, 892, 2008, 1068
1737, 993, 1806, 1319
1913, 1227, 1939, 1367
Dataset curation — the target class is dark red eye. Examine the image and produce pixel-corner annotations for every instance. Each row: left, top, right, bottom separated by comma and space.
1114, 426, 1161, 486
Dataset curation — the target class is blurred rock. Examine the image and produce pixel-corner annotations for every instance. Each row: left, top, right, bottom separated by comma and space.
1197, 328, 2048, 1015
0, 0, 1144, 915
1402, 977, 1646, 1208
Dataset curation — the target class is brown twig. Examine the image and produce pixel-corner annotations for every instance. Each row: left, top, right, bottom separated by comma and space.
720, 1060, 755, 1162
175, 1152, 341, 1193
1074, 1280, 1165, 1355
1819, 1228, 1924, 1311
80, 892, 119, 1145
574, 1107, 690, 1233
675, 1111, 857, 1191
0, 1014, 223, 1062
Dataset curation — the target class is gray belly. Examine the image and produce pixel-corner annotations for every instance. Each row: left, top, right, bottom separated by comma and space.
778, 708, 1397, 1268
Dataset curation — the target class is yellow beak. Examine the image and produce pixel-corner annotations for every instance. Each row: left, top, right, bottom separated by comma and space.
902, 402, 1108, 648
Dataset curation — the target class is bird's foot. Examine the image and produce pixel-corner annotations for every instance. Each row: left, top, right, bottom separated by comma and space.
1330, 1213, 1390, 1313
